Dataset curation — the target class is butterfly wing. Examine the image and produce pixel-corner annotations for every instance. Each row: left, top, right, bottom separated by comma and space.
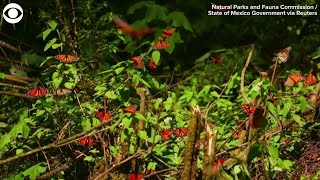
276, 47, 291, 62
159, 129, 173, 141
27, 87, 48, 98
79, 137, 88, 145
174, 127, 189, 137
149, 60, 156, 71
240, 105, 256, 116
113, 16, 153, 39
55, 55, 77, 63
54, 88, 73, 96
124, 105, 138, 115
284, 74, 303, 86
95, 111, 111, 122
162, 28, 175, 38
304, 73, 318, 85
153, 40, 170, 50
128, 173, 143, 180
211, 56, 224, 65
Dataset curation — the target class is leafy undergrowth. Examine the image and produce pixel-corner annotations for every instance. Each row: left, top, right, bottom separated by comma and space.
0, 1, 320, 180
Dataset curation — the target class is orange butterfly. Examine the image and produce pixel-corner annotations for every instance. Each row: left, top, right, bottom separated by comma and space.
213, 157, 225, 166
131, 56, 145, 68
153, 40, 170, 50
276, 47, 291, 63
79, 137, 94, 146
124, 105, 138, 115
27, 86, 48, 98
174, 127, 189, 137
211, 56, 224, 65
95, 111, 112, 122
162, 28, 175, 38
128, 173, 143, 180
284, 73, 304, 86
149, 60, 156, 71
55, 54, 78, 63
112, 16, 154, 39
144, 169, 156, 175
53, 88, 73, 96
231, 130, 242, 138
159, 129, 173, 141
304, 73, 318, 85
240, 104, 256, 116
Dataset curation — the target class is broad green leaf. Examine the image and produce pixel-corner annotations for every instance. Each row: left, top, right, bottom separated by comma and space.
292, 114, 305, 126
115, 67, 125, 75
22, 163, 47, 180
168, 11, 192, 31
0, 134, 11, 149
152, 51, 160, 64
152, 78, 160, 89
138, 130, 147, 139
268, 145, 279, 162
44, 38, 57, 51
109, 146, 118, 155
0, 72, 5, 79
84, 156, 94, 162
16, 149, 23, 155
51, 43, 62, 49
47, 20, 57, 30
122, 117, 132, 128
135, 113, 146, 121
105, 91, 118, 100
139, 78, 151, 88
132, 74, 140, 86
64, 82, 76, 89
36, 110, 45, 117
299, 96, 307, 112
42, 29, 52, 40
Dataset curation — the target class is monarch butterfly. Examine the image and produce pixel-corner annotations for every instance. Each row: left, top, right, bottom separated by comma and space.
162, 28, 175, 38
153, 40, 170, 50
53, 88, 73, 96
95, 111, 112, 122
213, 157, 225, 166
304, 73, 318, 86
284, 73, 304, 86
276, 47, 291, 63
174, 127, 189, 137
55, 54, 78, 63
159, 129, 173, 141
232, 130, 243, 138
240, 104, 256, 116
211, 56, 224, 65
124, 105, 138, 115
128, 173, 143, 180
131, 56, 145, 68
79, 137, 94, 146
27, 86, 48, 98
113, 16, 154, 39
149, 60, 156, 71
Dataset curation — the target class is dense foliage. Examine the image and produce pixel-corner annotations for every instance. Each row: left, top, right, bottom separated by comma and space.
0, 0, 319, 179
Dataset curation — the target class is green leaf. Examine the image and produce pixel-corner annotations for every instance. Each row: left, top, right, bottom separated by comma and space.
268, 145, 279, 162
105, 91, 118, 100
84, 156, 94, 162
64, 82, 76, 89
22, 163, 47, 180
299, 96, 307, 112
44, 38, 57, 51
138, 130, 147, 139
0, 134, 11, 149
51, 43, 62, 49
16, 149, 23, 155
122, 117, 132, 128
135, 113, 146, 121
109, 146, 118, 155
139, 78, 151, 88
36, 110, 45, 117
152, 51, 160, 64
152, 78, 160, 89
0, 72, 5, 79
47, 20, 57, 30
42, 29, 52, 40
292, 114, 305, 126
168, 11, 192, 31
115, 67, 125, 75
132, 74, 140, 86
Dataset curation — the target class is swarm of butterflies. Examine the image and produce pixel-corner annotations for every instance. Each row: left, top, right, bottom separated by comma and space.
26, 17, 213, 180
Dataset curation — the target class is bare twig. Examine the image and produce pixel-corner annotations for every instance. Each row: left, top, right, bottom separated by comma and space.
0, 40, 22, 53
36, 163, 70, 180
240, 44, 255, 104
0, 91, 29, 98
0, 82, 29, 90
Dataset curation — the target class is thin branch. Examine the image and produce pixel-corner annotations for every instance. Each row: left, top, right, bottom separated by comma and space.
0, 82, 30, 90
0, 91, 29, 98
240, 44, 255, 104
0, 40, 22, 53
36, 163, 70, 180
